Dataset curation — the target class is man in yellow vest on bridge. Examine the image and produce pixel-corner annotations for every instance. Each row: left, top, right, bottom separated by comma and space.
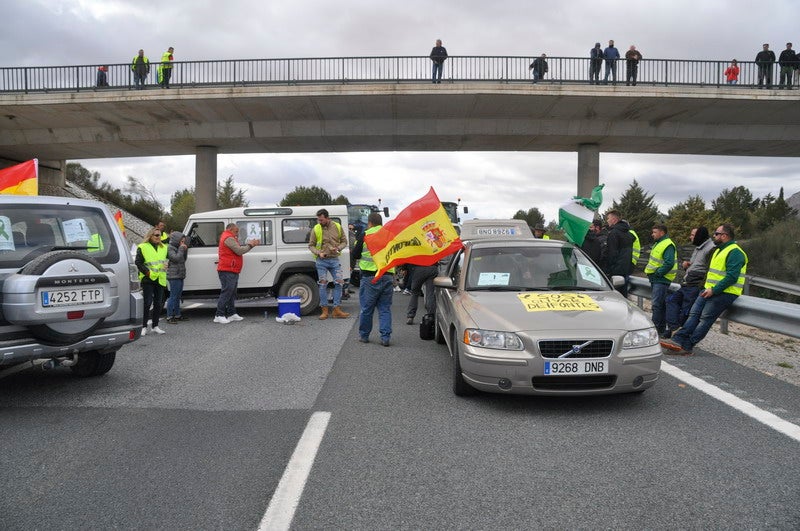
664, 223, 748, 356
645, 223, 676, 338
158, 47, 174, 88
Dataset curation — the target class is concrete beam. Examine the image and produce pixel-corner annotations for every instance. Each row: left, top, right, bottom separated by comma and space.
195, 146, 217, 213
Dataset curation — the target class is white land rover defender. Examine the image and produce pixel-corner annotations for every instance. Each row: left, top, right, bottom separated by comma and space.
0, 196, 144, 377
182, 205, 350, 315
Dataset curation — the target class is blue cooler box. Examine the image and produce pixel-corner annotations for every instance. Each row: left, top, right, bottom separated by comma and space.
277, 297, 301, 318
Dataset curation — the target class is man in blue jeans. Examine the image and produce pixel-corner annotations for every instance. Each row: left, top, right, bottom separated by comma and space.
430, 39, 448, 84
664, 224, 748, 356
353, 213, 394, 346
308, 208, 350, 320
664, 227, 715, 337
644, 224, 676, 338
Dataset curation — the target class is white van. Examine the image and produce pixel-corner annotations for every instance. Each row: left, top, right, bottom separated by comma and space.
181, 205, 350, 315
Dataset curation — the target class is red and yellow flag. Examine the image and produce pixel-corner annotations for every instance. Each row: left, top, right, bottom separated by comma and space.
365, 187, 463, 281
114, 210, 126, 236
0, 159, 38, 196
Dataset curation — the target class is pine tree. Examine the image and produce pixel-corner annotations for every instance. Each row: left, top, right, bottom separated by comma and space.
611, 179, 661, 245
666, 195, 721, 245
280, 185, 334, 206
512, 207, 545, 231
712, 186, 758, 238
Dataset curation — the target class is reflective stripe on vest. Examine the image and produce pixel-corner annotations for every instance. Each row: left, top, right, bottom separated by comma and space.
705, 243, 748, 295
644, 237, 677, 280
630, 230, 641, 265
358, 226, 395, 274
138, 242, 168, 286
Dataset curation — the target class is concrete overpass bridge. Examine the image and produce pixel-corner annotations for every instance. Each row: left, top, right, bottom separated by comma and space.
2, 56, 799, 211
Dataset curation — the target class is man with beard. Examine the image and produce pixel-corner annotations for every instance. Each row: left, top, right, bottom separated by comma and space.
603, 210, 634, 297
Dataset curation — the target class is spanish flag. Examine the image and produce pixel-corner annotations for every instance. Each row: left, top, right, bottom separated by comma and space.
114, 210, 126, 236
0, 159, 38, 196
365, 187, 462, 281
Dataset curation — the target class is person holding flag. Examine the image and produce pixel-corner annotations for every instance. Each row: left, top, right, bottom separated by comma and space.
558, 184, 604, 247
353, 212, 394, 346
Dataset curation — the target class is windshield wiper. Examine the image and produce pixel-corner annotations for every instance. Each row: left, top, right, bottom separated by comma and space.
552, 285, 606, 291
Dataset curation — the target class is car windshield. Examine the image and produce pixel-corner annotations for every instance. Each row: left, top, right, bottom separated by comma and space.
0, 204, 119, 269
465, 245, 609, 291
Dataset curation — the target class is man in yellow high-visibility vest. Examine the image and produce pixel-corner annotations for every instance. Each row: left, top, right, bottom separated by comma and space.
664, 223, 747, 356
645, 223, 676, 338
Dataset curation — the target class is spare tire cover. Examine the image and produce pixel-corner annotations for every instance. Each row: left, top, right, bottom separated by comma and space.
16, 251, 114, 345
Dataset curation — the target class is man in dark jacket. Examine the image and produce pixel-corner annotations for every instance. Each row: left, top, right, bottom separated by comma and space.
664, 226, 714, 337
589, 43, 604, 84
581, 219, 606, 268
529, 54, 548, 83
430, 39, 448, 84
603, 40, 620, 85
603, 209, 634, 296
755, 43, 776, 88
778, 42, 797, 89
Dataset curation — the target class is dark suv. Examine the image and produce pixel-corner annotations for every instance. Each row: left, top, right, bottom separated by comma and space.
0, 196, 143, 377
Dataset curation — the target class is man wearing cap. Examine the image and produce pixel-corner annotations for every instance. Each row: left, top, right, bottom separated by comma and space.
533, 224, 550, 239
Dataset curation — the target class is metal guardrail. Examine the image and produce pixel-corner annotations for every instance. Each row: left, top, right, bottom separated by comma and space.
744, 275, 800, 298
628, 276, 800, 340
1, 56, 794, 93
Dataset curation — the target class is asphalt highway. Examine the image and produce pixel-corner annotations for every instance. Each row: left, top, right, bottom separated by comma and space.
2, 295, 799, 530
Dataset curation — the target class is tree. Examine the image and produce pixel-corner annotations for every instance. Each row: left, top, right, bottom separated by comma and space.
712, 186, 759, 238
666, 195, 721, 244
741, 218, 800, 302
611, 179, 661, 244
167, 188, 196, 231
512, 207, 545, 230
332, 194, 350, 205
280, 185, 334, 206
217, 175, 249, 209
66, 162, 100, 189
753, 187, 797, 232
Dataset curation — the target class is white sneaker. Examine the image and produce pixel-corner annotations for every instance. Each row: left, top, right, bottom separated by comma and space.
213, 315, 230, 324
141, 327, 147, 337
228, 314, 244, 321
152, 326, 166, 334
393, 286, 401, 292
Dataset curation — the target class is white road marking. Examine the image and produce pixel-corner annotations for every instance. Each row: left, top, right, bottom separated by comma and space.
257, 411, 331, 531
661, 362, 800, 443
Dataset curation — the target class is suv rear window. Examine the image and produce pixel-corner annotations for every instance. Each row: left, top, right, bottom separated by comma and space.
282, 217, 343, 244
0, 205, 119, 269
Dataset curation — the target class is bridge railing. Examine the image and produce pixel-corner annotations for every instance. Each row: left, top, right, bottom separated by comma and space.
0, 56, 782, 93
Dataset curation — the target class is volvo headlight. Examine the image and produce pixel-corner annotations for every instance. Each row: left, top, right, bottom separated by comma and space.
463, 329, 524, 350
622, 327, 659, 349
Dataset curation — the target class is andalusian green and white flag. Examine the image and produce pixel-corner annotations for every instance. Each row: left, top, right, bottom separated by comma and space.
558, 184, 604, 246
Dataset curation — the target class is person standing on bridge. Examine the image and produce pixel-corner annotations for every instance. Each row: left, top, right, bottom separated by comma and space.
589, 43, 604, 84
755, 43, 775, 89
529, 54, 548, 83
645, 224, 677, 339
158, 46, 174, 89
430, 39, 448, 84
778, 42, 797, 89
724, 59, 740, 84
131, 49, 150, 89
603, 40, 620, 85
625, 45, 642, 86
96, 65, 109, 88
664, 224, 748, 356
214, 223, 259, 324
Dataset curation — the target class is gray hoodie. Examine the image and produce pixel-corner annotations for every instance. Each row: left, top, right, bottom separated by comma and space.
167, 231, 187, 280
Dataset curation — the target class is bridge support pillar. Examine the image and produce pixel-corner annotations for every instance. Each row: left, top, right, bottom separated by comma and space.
195, 146, 218, 213
577, 143, 600, 199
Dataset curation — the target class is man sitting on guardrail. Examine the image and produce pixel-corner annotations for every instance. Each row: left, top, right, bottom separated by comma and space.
662, 223, 748, 356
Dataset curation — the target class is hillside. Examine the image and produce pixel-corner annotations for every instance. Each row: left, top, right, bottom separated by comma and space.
788, 190, 800, 217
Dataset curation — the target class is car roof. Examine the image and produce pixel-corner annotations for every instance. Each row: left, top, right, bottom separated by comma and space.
465, 238, 570, 249
459, 219, 534, 240
188, 204, 349, 220
0, 195, 107, 209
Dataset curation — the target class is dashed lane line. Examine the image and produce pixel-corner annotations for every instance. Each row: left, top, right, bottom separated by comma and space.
662, 362, 800, 443
257, 411, 331, 531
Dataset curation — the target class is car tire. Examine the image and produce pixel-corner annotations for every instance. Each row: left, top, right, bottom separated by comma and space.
434, 313, 446, 344
18, 251, 108, 345
451, 331, 476, 396
69, 349, 117, 377
278, 274, 320, 316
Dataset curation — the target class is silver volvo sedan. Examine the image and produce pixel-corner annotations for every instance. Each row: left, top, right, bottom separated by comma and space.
434, 236, 662, 396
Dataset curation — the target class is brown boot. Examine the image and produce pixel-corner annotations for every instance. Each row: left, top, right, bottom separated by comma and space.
332, 306, 350, 319
319, 306, 329, 320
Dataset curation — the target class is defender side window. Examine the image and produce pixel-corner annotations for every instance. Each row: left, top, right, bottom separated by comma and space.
187, 222, 224, 248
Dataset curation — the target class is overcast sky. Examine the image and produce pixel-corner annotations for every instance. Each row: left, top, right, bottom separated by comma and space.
4, 0, 800, 222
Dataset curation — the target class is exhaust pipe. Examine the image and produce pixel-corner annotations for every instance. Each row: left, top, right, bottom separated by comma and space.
42, 353, 79, 370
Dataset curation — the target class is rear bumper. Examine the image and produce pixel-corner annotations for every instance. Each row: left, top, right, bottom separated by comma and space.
0, 322, 141, 366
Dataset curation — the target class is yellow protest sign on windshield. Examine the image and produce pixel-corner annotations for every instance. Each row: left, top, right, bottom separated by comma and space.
517, 293, 601, 312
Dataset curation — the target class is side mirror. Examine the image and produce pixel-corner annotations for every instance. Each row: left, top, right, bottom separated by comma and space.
382, 207, 390, 218
463, 206, 469, 214
611, 275, 626, 287
433, 276, 455, 289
